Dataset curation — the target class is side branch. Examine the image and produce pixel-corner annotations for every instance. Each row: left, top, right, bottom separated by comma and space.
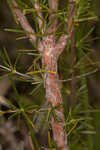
56, 34, 70, 59
34, 0, 43, 30
47, 0, 58, 33
8, 0, 36, 43
68, 1, 76, 106
70, 28, 75, 106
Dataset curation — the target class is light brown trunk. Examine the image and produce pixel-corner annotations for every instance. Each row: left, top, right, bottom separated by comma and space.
43, 36, 68, 150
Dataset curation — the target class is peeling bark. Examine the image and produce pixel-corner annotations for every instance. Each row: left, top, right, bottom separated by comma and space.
43, 35, 69, 149
9, 0, 70, 149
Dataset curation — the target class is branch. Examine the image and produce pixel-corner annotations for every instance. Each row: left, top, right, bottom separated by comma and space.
67, 1, 76, 106
48, 0, 58, 10
67, 1, 76, 32
33, 0, 45, 51
47, 0, 58, 33
8, 0, 36, 43
56, 34, 70, 59
55, 1, 76, 59
0, 65, 38, 81
70, 28, 75, 106
34, 0, 44, 31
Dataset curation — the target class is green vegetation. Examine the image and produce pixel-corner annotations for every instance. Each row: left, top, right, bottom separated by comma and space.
0, 0, 100, 149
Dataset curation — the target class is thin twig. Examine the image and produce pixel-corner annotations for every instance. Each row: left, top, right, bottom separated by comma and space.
0, 65, 37, 81
29, 136, 35, 150
34, 0, 44, 31
67, 1, 76, 106
60, 68, 99, 82
47, 0, 58, 33
70, 28, 75, 106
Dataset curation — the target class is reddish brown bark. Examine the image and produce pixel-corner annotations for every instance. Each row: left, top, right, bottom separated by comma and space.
9, 1, 36, 43
70, 28, 75, 106
9, 0, 70, 149
68, 1, 76, 106
34, 0, 43, 30
43, 35, 69, 149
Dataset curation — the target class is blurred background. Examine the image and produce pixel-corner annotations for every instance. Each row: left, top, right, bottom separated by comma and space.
0, 0, 100, 150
